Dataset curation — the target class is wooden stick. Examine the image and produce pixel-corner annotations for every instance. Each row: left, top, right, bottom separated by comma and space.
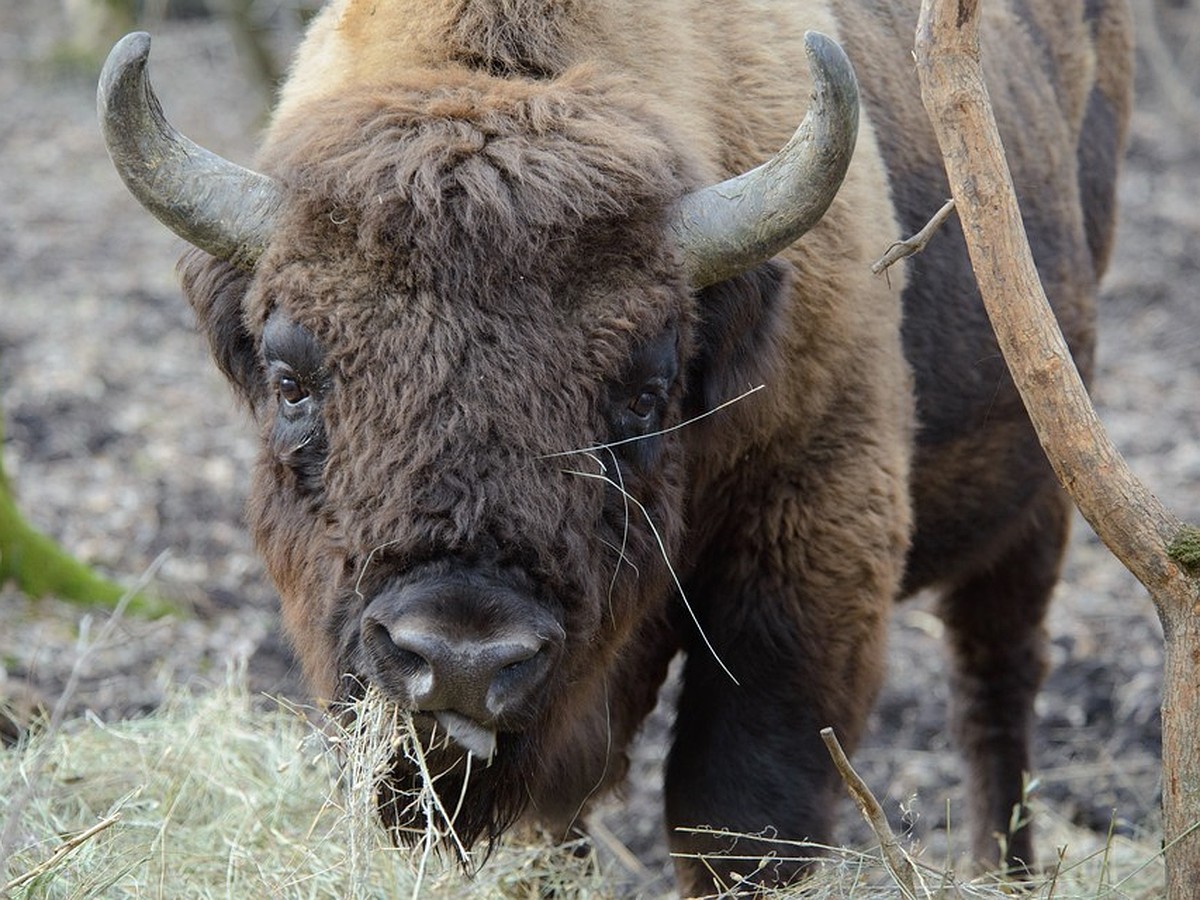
820, 727, 918, 898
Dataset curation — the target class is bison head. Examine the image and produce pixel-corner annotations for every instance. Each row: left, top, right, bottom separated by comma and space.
98, 32, 858, 851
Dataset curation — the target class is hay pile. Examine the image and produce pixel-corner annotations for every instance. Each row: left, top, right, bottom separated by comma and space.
0, 672, 1167, 898
0, 677, 606, 898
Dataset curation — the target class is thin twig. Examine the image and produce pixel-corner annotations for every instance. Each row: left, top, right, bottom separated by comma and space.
539, 383, 765, 460
820, 727, 919, 899
4, 813, 122, 891
1044, 844, 1067, 899
871, 199, 956, 275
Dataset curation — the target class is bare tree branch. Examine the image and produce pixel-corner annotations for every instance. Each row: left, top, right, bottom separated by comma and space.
914, 2, 1200, 895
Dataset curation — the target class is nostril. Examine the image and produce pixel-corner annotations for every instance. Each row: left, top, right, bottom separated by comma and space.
485, 643, 552, 718
500, 657, 531, 675
494, 652, 537, 684
364, 620, 423, 670
361, 619, 436, 701
488, 651, 535, 695
497, 642, 539, 668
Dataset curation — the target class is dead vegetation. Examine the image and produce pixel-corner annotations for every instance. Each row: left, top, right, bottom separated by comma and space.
0, 674, 610, 898
0, 661, 1169, 898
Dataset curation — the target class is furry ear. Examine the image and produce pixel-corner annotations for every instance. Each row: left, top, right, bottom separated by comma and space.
178, 250, 266, 408
686, 259, 790, 417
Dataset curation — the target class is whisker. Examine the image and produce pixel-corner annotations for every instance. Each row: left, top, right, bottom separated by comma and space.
353, 538, 406, 602
596, 537, 640, 578
603, 446, 632, 620
564, 677, 613, 837
539, 383, 765, 460
561, 468, 740, 686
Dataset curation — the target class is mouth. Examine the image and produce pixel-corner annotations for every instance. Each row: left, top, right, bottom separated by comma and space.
330, 684, 534, 855
431, 710, 498, 762
333, 675, 501, 764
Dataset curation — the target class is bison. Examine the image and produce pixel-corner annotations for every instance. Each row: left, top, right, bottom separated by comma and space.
98, 0, 1133, 893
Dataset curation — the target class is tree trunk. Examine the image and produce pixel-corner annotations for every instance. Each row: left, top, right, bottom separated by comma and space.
913, 1, 1200, 895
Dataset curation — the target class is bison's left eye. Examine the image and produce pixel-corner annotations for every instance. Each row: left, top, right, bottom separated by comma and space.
261, 312, 329, 493
607, 325, 679, 459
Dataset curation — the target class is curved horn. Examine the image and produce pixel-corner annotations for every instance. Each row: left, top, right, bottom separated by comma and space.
670, 31, 860, 289
98, 32, 283, 269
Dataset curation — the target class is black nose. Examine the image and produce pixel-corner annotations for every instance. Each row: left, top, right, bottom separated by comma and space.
359, 575, 562, 729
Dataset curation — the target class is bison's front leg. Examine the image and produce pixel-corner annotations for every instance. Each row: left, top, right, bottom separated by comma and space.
665, 441, 910, 895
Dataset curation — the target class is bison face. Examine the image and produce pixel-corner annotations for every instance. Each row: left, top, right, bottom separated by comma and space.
187, 190, 710, 845
249, 274, 693, 709
183, 190, 796, 848
253, 282, 696, 849
101, 29, 856, 852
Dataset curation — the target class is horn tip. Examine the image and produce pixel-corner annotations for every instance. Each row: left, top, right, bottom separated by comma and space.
99, 32, 153, 108
108, 31, 152, 69
802, 30, 836, 58
801, 30, 859, 113
802, 31, 852, 75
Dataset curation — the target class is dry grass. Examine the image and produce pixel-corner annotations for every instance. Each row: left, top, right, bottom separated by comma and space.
0, 674, 607, 898
0, 670, 1168, 899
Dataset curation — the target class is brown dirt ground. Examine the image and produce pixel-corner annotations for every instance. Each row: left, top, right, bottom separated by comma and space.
1, 2, 1197, 893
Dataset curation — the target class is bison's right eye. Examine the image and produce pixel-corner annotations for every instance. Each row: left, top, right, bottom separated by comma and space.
277, 375, 309, 406
261, 313, 329, 493
628, 384, 666, 421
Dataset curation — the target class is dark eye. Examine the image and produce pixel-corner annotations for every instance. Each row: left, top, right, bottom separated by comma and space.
277, 375, 309, 406
629, 388, 661, 420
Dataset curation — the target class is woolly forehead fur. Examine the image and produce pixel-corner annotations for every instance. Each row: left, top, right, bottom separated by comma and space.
247, 0, 904, 434
266, 0, 851, 182
253, 63, 697, 323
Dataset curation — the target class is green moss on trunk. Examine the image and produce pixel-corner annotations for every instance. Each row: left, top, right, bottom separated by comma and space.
0, 392, 168, 615
1168, 525, 1200, 576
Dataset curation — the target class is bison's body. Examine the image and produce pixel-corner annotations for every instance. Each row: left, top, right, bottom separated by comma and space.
101, 0, 1132, 892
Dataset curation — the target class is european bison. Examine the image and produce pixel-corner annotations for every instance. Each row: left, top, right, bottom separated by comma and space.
99, 0, 1133, 892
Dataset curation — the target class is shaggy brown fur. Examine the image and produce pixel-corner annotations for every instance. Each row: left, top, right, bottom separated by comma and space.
174, 0, 1133, 893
